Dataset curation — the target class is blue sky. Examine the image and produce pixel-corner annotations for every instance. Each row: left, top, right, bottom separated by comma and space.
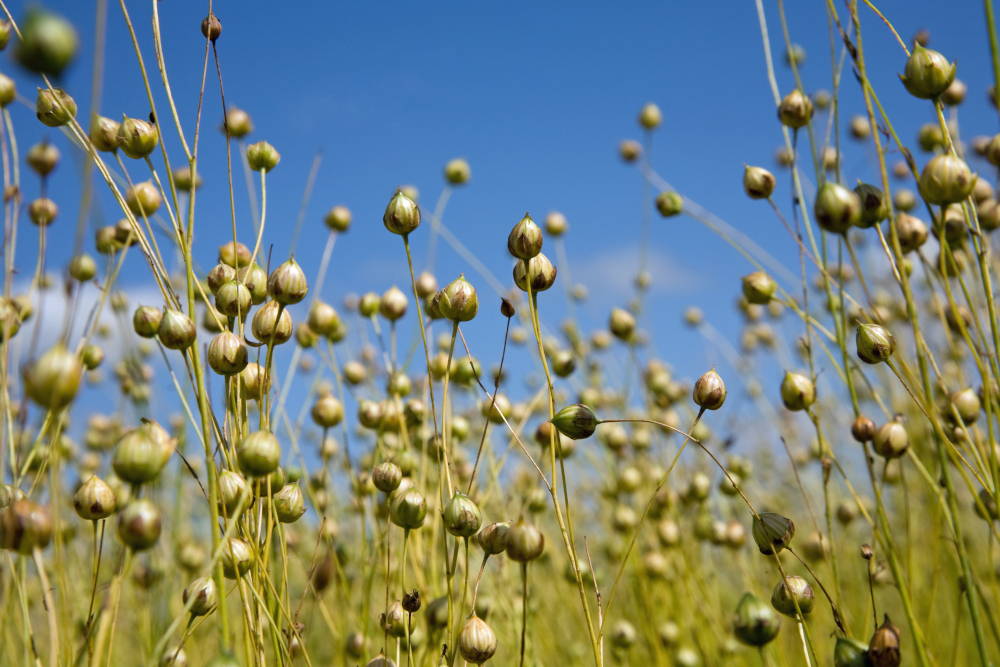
5, 1, 1000, 438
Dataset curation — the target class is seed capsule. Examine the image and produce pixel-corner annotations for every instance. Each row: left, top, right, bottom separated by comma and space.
69, 253, 97, 282
779, 371, 815, 412
0, 73, 15, 107
214, 280, 251, 318
201, 13, 222, 41
854, 183, 889, 227
17, 9, 78, 76
221, 537, 252, 578
851, 415, 876, 442
834, 637, 870, 667
0, 499, 53, 554
743, 165, 775, 199
251, 301, 293, 344
856, 323, 895, 364
383, 191, 420, 235
655, 191, 683, 217
619, 139, 641, 162
551, 404, 598, 440
311, 395, 344, 428
113, 423, 174, 485
90, 116, 120, 152
458, 615, 497, 664
126, 181, 162, 216
246, 141, 280, 172
35, 87, 77, 127
267, 258, 308, 305
505, 518, 544, 562
900, 44, 956, 99
508, 213, 543, 259
24, 343, 82, 409
872, 420, 908, 459
777, 89, 813, 128
28, 197, 57, 226
770, 575, 814, 617
752, 512, 795, 555
476, 521, 510, 555
741, 271, 776, 305
390, 489, 427, 530
693, 369, 727, 410
178, 580, 216, 625
918, 154, 975, 205
438, 274, 478, 321
372, 461, 403, 493
609, 307, 636, 340
118, 499, 162, 550
444, 492, 482, 538
733, 592, 780, 646
868, 615, 901, 667
158, 309, 196, 349
26, 141, 60, 176
208, 332, 248, 375
513, 253, 557, 292
237, 431, 281, 477
273, 483, 306, 523
218, 470, 251, 516
444, 158, 471, 185
117, 116, 159, 159
814, 182, 862, 233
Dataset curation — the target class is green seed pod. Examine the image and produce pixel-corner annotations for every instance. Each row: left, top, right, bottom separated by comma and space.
218, 241, 251, 268
895, 213, 928, 253
0, 73, 15, 107
752, 512, 795, 555
854, 183, 889, 227
638, 102, 662, 129
24, 343, 82, 409
28, 197, 57, 226
81, 344, 104, 370
0, 298, 21, 342
743, 165, 775, 199
655, 191, 683, 217
68, 253, 97, 282
900, 44, 956, 99
439, 274, 478, 321
273, 483, 306, 523
444, 492, 482, 538
214, 280, 251, 318
814, 182, 862, 234
833, 637, 870, 667
172, 166, 202, 192
306, 301, 339, 337
733, 592, 780, 646
383, 191, 421, 235
476, 521, 510, 555
311, 395, 344, 428
73, 476, 116, 520
89, 115, 120, 152
118, 499, 162, 551
26, 141, 60, 176
508, 213, 543, 259
183, 576, 218, 616
158, 309, 196, 349
551, 403, 598, 440
372, 461, 403, 493
246, 141, 280, 172
770, 576, 814, 617
221, 537, 252, 578
0, 499, 53, 554
918, 154, 975, 205
505, 518, 544, 562
218, 470, 251, 516
16, 10, 79, 76
458, 616, 497, 664
379, 286, 408, 321
777, 89, 813, 128
415, 271, 438, 298
359, 292, 380, 317
872, 420, 908, 459
780, 371, 815, 411
545, 211, 568, 236
609, 307, 636, 340
444, 157, 471, 185
868, 615, 901, 667
112, 424, 173, 485
513, 253, 557, 292
267, 258, 308, 305
251, 301, 292, 344
238, 264, 267, 304
237, 431, 281, 477
390, 488, 427, 530
693, 369, 726, 410
741, 271, 776, 305
239, 362, 269, 400
206, 264, 236, 295
117, 116, 159, 159
856, 323, 895, 364
951, 388, 981, 424
380, 601, 408, 638
324, 205, 351, 232
126, 181, 162, 216
223, 108, 252, 137
208, 332, 248, 375
35, 87, 77, 127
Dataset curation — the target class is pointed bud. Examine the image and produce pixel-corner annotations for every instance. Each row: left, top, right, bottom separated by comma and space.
507, 213, 543, 259
856, 323, 895, 364
35, 88, 77, 127
444, 492, 482, 538
439, 274, 478, 321
273, 483, 306, 523
868, 615, 901, 667
383, 191, 421, 235
900, 44, 956, 99
117, 116, 159, 159
459, 616, 497, 664
513, 253, 557, 292
267, 258, 308, 305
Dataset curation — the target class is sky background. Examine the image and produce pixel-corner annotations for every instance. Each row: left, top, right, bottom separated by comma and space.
4, 1, 1000, 446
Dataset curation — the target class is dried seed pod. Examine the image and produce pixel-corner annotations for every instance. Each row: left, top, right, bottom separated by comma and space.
751, 512, 795, 555
777, 89, 813, 128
